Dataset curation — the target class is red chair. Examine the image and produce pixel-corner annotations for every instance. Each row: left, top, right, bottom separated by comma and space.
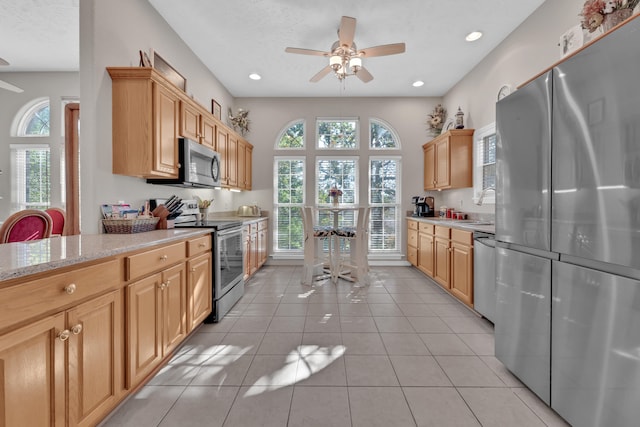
45, 208, 67, 236
0, 210, 53, 243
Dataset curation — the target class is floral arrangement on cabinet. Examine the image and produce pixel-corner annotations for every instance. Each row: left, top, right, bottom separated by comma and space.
580, 0, 639, 33
427, 104, 446, 136
228, 108, 250, 136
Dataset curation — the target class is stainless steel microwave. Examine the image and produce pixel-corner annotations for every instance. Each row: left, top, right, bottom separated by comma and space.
148, 138, 221, 188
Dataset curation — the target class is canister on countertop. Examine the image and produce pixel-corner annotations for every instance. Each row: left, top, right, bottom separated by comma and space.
439, 206, 447, 218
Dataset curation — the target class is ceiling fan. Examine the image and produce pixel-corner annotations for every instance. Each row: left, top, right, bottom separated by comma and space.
0, 57, 24, 93
285, 16, 405, 83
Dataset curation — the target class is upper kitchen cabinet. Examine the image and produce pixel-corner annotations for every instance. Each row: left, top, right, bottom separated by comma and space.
108, 68, 180, 178
179, 101, 216, 150
237, 137, 253, 190
423, 129, 474, 190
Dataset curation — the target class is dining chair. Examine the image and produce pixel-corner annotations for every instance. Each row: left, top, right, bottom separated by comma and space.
0, 209, 53, 243
300, 206, 333, 285
333, 207, 370, 285
45, 207, 67, 236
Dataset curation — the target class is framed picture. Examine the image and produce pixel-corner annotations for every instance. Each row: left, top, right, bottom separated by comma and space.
139, 50, 152, 67
211, 99, 221, 120
153, 51, 187, 91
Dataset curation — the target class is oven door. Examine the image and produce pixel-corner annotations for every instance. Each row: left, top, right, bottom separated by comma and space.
214, 226, 244, 298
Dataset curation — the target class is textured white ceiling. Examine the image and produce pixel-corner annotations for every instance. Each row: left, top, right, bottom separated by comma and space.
0, 0, 546, 97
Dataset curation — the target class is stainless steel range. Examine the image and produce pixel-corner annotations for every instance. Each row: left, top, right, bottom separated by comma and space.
169, 199, 244, 322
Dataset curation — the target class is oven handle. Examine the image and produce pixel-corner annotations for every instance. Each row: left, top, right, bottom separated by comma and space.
216, 226, 243, 237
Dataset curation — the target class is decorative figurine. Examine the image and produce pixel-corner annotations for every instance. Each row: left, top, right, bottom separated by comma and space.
455, 107, 465, 129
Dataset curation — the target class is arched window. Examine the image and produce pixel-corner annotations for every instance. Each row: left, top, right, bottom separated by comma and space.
370, 118, 400, 149
275, 119, 305, 149
12, 97, 51, 137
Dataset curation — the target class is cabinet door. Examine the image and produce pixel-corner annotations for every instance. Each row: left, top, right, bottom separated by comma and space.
237, 139, 247, 189
227, 133, 239, 188
180, 101, 200, 141
433, 236, 450, 289
250, 230, 259, 276
243, 226, 252, 280
67, 290, 123, 427
162, 264, 186, 356
258, 227, 268, 267
418, 232, 434, 276
216, 127, 229, 185
435, 138, 450, 188
423, 143, 435, 190
0, 313, 66, 427
126, 274, 162, 389
187, 252, 212, 332
244, 143, 253, 190
153, 83, 179, 176
450, 242, 474, 307
201, 115, 216, 149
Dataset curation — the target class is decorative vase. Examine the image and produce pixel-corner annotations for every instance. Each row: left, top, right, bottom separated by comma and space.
331, 195, 339, 207
602, 8, 633, 32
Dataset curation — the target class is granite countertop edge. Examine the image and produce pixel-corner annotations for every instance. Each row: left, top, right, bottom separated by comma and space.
0, 229, 212, 282
406, 216, 495, 234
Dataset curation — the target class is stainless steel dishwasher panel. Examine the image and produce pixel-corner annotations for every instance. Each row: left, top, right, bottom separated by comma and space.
473, 233, 496, 323
495, 245, 551, 404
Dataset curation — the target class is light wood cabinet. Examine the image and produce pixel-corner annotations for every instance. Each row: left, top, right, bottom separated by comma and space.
407, 220, 418, 266
0, 313, 66, 427
258, 219, 268, 268
434, 233, 451, 289
67, 290, 123, 427
108, 67, 180, 178
237, 138, 253, 190
423, 129, 474, 190
126, 262, 186, 389
227, 133, 239, 188
187, 252, 212, 332
244, 219, 268, 280
417, 222, 435, 276
180, 102, 216, 150
450, 229, 474, 307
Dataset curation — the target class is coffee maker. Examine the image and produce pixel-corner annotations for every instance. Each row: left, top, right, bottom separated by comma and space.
411, 196, 421, 217
417, 196, 435, 217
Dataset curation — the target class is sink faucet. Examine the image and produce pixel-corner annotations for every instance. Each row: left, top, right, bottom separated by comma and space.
476, 187, 495, 206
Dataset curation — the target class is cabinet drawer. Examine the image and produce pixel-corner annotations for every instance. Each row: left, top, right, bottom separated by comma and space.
258, 219, 268, 231
126, 242, 186, 280
408, 229, 418, 248
451, 229, 473, 245
419, 222, 434, 234
0, 259, 121, 329
407, 246, 418, 265
407, 220, 418, 231
187, 235, 211, 257
435, 225, 450, 238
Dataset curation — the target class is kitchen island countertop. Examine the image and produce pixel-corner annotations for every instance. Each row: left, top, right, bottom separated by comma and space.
0, 229, 212, 282
407, 216, 495, 234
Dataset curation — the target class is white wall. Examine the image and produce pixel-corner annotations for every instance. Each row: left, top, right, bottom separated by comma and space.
437, 0, 584, 212
0, 72, 79, 220
80, 0, 237, 233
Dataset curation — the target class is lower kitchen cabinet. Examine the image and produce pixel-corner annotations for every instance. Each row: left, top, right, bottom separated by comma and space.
244, 218, 269, 280
187, 251, 212, 332
0, 313, 66, 427
126, 263, 186, 389
407, 219, 418, 266
408, 220, 475, 307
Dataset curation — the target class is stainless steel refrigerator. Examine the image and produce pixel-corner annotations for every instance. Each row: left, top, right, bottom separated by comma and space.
496, 16, 640, 427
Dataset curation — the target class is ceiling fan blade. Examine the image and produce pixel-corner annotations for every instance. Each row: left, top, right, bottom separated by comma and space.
285, 47, 329, 57
338, 16, 356, 48
359, 43, 406, 57
0, 79, 24, 93
356, 67, 373, 83
0, 57, 9, 66
310, 65, 332, 83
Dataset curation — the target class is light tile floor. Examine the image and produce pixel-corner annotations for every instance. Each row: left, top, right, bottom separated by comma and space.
100, 266, 570, 427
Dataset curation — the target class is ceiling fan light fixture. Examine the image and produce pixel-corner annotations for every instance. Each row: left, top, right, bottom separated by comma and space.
329, 55, 342, 71
349, 57, 362, 72
465, 31, 483, 42
412, 80, 424, 87
248, 73, 261, 80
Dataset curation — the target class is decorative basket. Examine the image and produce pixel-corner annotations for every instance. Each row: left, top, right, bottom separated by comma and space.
102, 217, 160, 234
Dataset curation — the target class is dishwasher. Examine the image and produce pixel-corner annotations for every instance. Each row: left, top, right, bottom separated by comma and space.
473, 231, 496, 323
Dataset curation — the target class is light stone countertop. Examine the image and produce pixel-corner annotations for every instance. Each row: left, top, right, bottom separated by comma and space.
0, 229, 212, 282
406, 216, 495, 234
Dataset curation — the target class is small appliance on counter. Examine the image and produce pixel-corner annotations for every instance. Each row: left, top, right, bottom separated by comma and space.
416, 196, 435, 217
411, 196, 421, 217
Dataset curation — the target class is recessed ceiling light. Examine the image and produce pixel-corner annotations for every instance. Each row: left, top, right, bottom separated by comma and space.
249, 73, 261, 80
465, 31, 483, 42
412, 80, 424, 87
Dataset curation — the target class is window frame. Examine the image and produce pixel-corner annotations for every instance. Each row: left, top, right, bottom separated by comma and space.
275, 119, 306, 150
272, 156, 306, 253
369, 118, 401, 150
315, 156, 359, 206
14, 97, 51, 137
316, 117, 360, 150
10, 143, 51, 211
473, 122, 497, 205
369, 156, 402, 253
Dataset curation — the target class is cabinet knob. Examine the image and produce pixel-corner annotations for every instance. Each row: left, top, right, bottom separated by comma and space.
160, 255, 168, 261
64, 283, 77, 295
58, 330, 70, 341
159, 282, 167, 290
190, 267, 197, 272
165, 280, 171, 287
71, 324, 83, 335
199, 243, 206, 247
177, 163, 182, 169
